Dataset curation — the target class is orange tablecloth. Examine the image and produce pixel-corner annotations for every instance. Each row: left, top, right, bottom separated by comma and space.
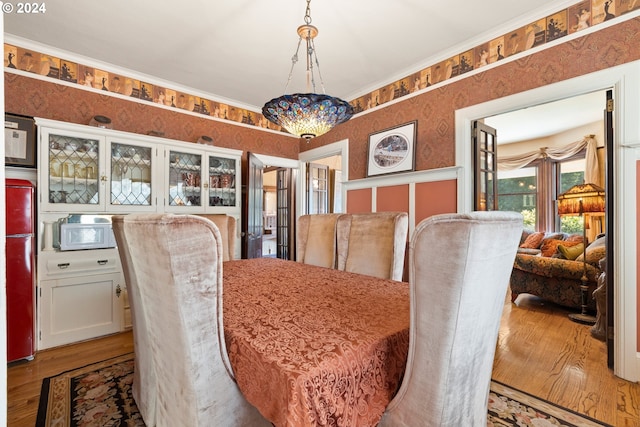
223, 258, 410, 427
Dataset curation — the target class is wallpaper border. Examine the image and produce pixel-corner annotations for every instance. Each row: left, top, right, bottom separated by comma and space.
4, 0, 639, 135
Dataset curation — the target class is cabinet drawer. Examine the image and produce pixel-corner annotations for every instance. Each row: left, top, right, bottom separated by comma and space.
43, 252, 120, 278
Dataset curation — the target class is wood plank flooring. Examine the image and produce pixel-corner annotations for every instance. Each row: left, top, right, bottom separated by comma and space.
7, 292, 640, 426
493, 293, 640, 426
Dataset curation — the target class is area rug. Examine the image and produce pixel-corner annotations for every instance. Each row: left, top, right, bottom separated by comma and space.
37, 353, 612, 427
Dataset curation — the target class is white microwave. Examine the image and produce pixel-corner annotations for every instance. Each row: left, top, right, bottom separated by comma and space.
59, 223, 117, 251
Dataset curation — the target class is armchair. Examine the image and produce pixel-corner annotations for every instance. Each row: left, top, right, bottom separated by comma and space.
196, 214, 237, 261
113, 214, 270, 427
296, 213, 342, 268
336, 211, 408, 281
379, 211, 522, 426
112, 215, 157, 426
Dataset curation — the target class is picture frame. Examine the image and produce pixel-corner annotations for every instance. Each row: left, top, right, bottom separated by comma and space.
366, 121, 417, 177
4, 114, 36, 168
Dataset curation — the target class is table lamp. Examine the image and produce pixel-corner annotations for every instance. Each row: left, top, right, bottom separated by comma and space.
557, 183, 605, 325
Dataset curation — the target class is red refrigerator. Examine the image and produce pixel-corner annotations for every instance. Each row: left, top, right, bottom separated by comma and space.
5, 178, 35, 362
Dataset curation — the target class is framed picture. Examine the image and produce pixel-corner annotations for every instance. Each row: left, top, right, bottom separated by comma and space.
5, 114, 36, 168
367, 121, 417, 177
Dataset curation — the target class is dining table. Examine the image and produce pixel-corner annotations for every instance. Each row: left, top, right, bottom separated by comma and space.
222, 257, 410, 427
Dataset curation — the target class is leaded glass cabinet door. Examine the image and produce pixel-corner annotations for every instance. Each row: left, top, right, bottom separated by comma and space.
108, 139, 155, 211
166, 149, 203, 210
473, 121, 498, 211
207, 155, 237, 208
41, 127, 105, 212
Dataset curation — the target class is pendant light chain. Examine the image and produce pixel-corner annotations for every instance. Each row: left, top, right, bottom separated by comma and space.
283, 38, 303, 94
282, 0, 328, 95
304, 0, 312, 25
262, 0, 354, 140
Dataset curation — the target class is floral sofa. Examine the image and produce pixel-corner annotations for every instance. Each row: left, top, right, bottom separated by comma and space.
510, 231, 606, 311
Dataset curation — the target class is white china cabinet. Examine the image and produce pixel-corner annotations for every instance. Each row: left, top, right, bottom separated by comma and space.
35, 118, 242, 349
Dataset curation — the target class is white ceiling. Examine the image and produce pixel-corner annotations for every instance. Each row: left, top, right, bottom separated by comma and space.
5, 0, 593, 142
484, 90, 606, 144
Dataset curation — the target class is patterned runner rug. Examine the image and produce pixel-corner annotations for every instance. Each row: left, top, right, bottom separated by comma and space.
36, 353, 612, 426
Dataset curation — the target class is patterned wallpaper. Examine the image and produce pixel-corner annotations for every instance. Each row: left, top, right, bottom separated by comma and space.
4, 0, 639, 138
350, 0, 640, 114
304, 15, 640, 180
4, 4, 640, 175
4, 73, 299, 163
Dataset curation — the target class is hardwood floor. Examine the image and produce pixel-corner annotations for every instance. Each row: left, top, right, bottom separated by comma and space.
7, 293, 640, 426
493, 293, 640, 426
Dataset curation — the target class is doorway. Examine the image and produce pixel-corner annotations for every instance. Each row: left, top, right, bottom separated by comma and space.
262, 167, 297, 259
243, 153, 298, 260
298, 139, 349, 216
478, 89, 611, 370
454, 61, 640, 382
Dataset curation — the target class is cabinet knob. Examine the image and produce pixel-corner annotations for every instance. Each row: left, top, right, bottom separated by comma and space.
97, 259, 109, 265
116, 284, 122, 298
57, 263, 70, 269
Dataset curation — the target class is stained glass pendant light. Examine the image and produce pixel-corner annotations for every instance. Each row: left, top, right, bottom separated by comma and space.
262, 0, 353, 140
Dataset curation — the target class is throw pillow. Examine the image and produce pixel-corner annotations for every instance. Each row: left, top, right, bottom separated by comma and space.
565, 234, 584, 244
540, 239, 567, 257
543, 232, 565, 241
557, 242, 584, 260
520, 231, 545, 249
576, 236, 606, 265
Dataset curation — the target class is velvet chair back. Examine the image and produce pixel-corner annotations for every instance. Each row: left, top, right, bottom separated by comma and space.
112, 215, 157, 426
379, 211, 522, 427
113, 213, 270, 427
336, 212, 408, 281
296, 213, 342, 268
196, 214, 237, 261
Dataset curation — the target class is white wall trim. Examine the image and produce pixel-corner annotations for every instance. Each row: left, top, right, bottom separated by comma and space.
455, 60, 640, 382
623, 146, 640, 380
253, 153, 299, 170
343, 166, 460, 190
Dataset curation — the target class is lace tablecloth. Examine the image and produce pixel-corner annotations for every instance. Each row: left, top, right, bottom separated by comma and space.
223, 258, 410, 427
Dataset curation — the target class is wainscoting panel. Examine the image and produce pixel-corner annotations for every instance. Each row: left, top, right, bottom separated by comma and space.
344, 167, 460, 236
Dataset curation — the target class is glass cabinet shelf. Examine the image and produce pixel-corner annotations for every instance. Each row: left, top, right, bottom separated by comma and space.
168, 150, 202, 207
208, 155, 236, 207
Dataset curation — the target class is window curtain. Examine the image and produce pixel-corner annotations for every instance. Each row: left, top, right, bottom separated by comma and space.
498, 135, 604, 240
497, 135, 601, 187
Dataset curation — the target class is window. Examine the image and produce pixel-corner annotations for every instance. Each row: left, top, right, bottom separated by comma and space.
557, 158, 585, 234
497, 154, 585, 232
497, 166, 538, 230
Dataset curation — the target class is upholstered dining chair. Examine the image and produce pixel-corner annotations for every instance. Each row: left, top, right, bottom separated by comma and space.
378, 211, 523, 427
196, 213, 237, 261
112, 215, 157, 426
112, 213, 270, 427
296, 213, 343, 268
336, 211, 408, 281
